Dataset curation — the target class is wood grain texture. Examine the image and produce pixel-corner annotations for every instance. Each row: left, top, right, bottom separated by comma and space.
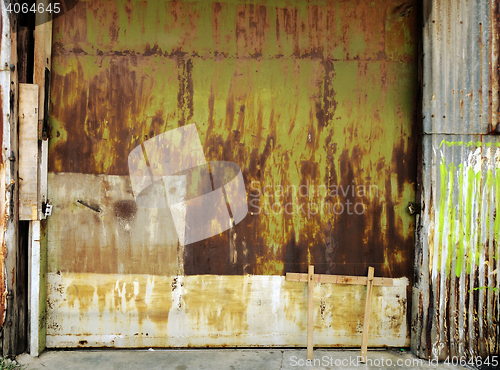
2, 8, 24, 357
307, 265, 314, 360
286, 272, 393, 287
18, 84, 39, 221
17, 27, 31, 84
360, 266, 375, 362
33, 1, 52, 218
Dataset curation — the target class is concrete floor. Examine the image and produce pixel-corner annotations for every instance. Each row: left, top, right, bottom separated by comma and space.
16, 348, 473, 370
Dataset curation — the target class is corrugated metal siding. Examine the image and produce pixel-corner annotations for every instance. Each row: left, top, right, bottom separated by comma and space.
422, 0, 491, 135
416, 136, 500, 359
413, 0, 500, 360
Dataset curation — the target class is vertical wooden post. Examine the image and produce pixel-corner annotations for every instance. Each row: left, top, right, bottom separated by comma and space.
307, 265, 314, 360
2, 4, 21, 357
30, 0, 52, 356
360, 266, 375, 363
33, 0, 52, 219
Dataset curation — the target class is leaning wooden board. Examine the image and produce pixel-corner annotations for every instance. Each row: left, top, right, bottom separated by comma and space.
286, 266, 393, 361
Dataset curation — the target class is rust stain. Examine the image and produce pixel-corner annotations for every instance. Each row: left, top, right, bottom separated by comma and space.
182, 275, 248, 333
0, 44, 4, 325
0, 163, 6, 327
176, 58, 194, 126
113, 200, 138, 223
59, 273, 174, 330
66, 283, 95, 311
0, 84, 3, 163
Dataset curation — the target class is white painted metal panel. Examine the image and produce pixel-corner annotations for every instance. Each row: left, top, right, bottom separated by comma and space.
46, 272, 409, 348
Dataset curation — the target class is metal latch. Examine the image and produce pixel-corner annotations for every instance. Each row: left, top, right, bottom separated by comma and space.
407, 202, 420, 215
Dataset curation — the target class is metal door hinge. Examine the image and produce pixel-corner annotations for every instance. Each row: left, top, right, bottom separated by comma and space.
43, 202, 53, 217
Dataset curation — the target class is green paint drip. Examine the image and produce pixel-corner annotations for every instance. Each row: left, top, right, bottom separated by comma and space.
440, 149, 500, 276
465, 166, 474, 274
439, 140, 500, 149
495, 169, 500, 261
438, 158, 448, 272
474, 171, 482, 266
485, 169, 493, 260
456, 164, 464, 277
446, 162, 456, 276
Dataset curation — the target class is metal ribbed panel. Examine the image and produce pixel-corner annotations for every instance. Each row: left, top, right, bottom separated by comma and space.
414, 0, 500, 360
416, 135, 499, 359
423, 0, 491, 134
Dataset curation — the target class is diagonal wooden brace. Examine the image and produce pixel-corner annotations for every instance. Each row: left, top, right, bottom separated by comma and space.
286, 266, 391, 361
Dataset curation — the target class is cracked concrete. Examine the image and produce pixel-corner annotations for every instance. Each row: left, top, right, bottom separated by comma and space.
16, 349, 474, 370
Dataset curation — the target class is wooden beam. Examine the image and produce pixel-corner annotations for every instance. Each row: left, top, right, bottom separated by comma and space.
30, 0, 52, 356
17, 26, 32, 84
286, 266, 394, 360
360, 266, 375, 363
19, 84, 39, 221
286, 272, 393, 287
2, 6, 21, 357
307, 265, 314, 360
33, 0, 52, 220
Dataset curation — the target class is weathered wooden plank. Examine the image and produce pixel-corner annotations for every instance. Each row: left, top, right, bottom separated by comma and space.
286, 272, 393, 287
2, 5, 21, 357
29, 1, 53, 356
307, 265, 314, 360
18, 84, 39, 221
360, 266, 375, 363
17, 27, 31, 84
33, 0, 52, 219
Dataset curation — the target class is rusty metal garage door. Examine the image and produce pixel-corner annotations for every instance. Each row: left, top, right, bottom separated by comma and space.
46, 0, 419, 348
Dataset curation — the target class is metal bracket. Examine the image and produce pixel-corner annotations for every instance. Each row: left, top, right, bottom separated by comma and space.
44, 204, 53, 217
407, 202, 420, 215
77, 200, 101, 213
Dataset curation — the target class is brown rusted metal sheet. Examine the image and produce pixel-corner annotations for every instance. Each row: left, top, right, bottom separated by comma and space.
46, 0, 419, 348
49, 0, 419, 278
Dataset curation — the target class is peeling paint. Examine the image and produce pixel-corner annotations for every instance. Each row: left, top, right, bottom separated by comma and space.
0, 163, 7, 327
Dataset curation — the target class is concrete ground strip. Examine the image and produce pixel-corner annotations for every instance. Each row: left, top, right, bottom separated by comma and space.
17, 349, 473, 370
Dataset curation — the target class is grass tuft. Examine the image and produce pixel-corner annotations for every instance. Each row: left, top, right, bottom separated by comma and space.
0, 358, 26, 370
